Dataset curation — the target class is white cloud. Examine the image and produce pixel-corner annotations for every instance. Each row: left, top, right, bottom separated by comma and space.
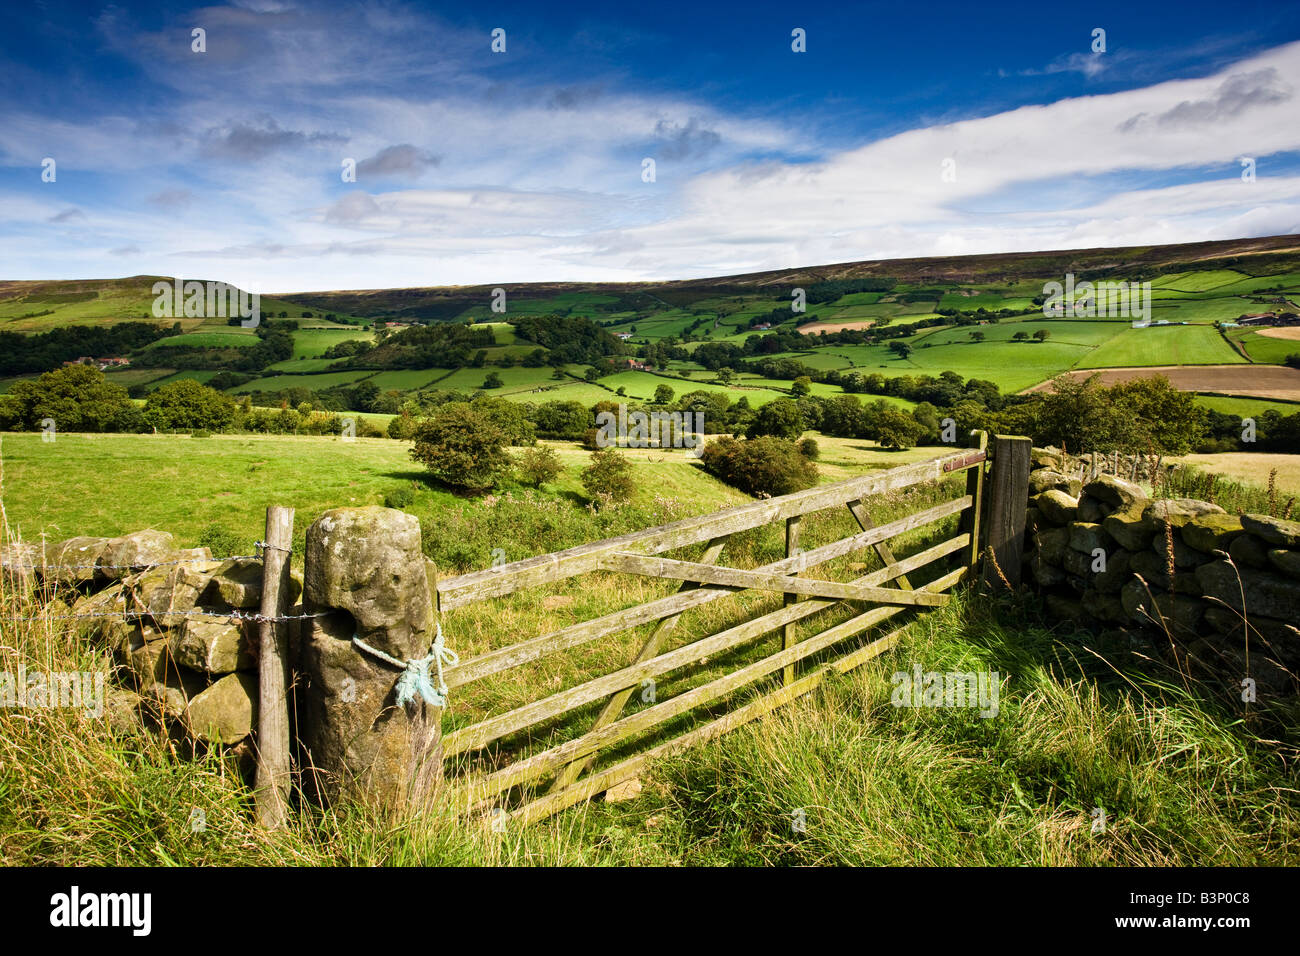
4, 37, 1300, 289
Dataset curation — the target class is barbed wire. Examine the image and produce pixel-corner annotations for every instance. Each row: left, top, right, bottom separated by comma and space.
1, 606, 329, 625
0, 553, 261, 573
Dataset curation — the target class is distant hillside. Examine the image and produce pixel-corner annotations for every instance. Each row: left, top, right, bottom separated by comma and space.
4, 234, 1298, 329
0, 276, 360, 332
271, 234, 1300, 321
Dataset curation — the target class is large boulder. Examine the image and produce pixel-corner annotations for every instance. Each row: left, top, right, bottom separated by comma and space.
1228, 534, 1271, 570
1035, 490, 1078, 526
1144, 498, 1225, 531
1068, 522, 1111, 555
1103, 503, 1154, 552
1031, 448, 1063, 471
1026, 549, 1066, 588
300, 507, 442, 809
172, 617, 253, 674
1029, 469, 1081, 497
1240, 514, 1300, 548
1081, 587, 1128, 624
1195, 560, 1300, 622
185, 673, 258, 745
1033, 526, 1070, 566
97, 530, 177, 581
1267, 549, 1300, 580
134, 564, 213, 627
1082, 475, 1146, 509
1181, 514, 1245, 554
45, 536, 112, 587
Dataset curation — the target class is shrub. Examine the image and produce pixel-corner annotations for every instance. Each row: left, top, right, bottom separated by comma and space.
409, 403, 512, 492
384, 486, 417, 510
515, 445, 564, 487
700, 435, 818, 497
581, 447, 635, 504
387, 411, 418, 441
191, 429, 212, 438
797, 437, 820, 460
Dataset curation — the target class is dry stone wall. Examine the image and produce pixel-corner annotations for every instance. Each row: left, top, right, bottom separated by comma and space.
1023, 448, 1300, 694
3, 530, 301, 772
5, 510, 442, 802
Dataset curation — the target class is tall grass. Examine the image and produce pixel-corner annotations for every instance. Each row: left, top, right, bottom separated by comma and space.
1158, 463, 1296, 518
3, 468, 1297, 865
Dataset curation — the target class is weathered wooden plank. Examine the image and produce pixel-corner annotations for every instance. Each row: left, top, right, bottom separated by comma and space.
599, 552, 950, 607
444, 539, 969, 757
782, 515, 802, 687
548, 536, 729, 792
454, 562, 969, 807
502, 595, 949, 827
445, 495, 971, 688
438, 449, 978, 609
254, 505, 294, 830
982, 435, 1032, 589
846, 498, 914, 591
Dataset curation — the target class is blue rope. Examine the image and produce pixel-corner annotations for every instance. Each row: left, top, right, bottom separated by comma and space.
351, 623, 459, 707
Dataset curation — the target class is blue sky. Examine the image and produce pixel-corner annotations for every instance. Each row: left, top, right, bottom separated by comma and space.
2, 0, 1299, 291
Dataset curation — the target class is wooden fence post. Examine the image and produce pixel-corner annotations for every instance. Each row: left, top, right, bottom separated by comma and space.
255, 505, 295, 828
981, 435, 1031, 590
960, 430, 988, 571
782, 515, 802, 686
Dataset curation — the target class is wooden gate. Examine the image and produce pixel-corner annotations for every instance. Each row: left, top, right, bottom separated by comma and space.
434, 435, 994, 826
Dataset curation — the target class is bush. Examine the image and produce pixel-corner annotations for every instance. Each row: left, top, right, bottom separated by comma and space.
409, 403, 512, 492
515, 445, 564, 487
700, 435, 818, 497
797, 437, 820, 460
384, 486, 417, 510
191, 429, 212, 438
581, 447, 636, 504
387, 411, 418, 441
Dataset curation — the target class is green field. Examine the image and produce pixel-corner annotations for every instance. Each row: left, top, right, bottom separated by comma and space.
1194, 395, 1300, 417
1228, 328, 1300, 364
1074, 324, 1245, 368
145, 330, 259, 349
0, 431, 941, 551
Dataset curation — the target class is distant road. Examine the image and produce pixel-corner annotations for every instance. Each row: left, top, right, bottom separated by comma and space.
1020, 364, 1300, 402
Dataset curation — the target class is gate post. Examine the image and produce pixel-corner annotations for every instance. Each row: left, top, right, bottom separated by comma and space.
298, 506, 444, 812
981, 435, 1032, 590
